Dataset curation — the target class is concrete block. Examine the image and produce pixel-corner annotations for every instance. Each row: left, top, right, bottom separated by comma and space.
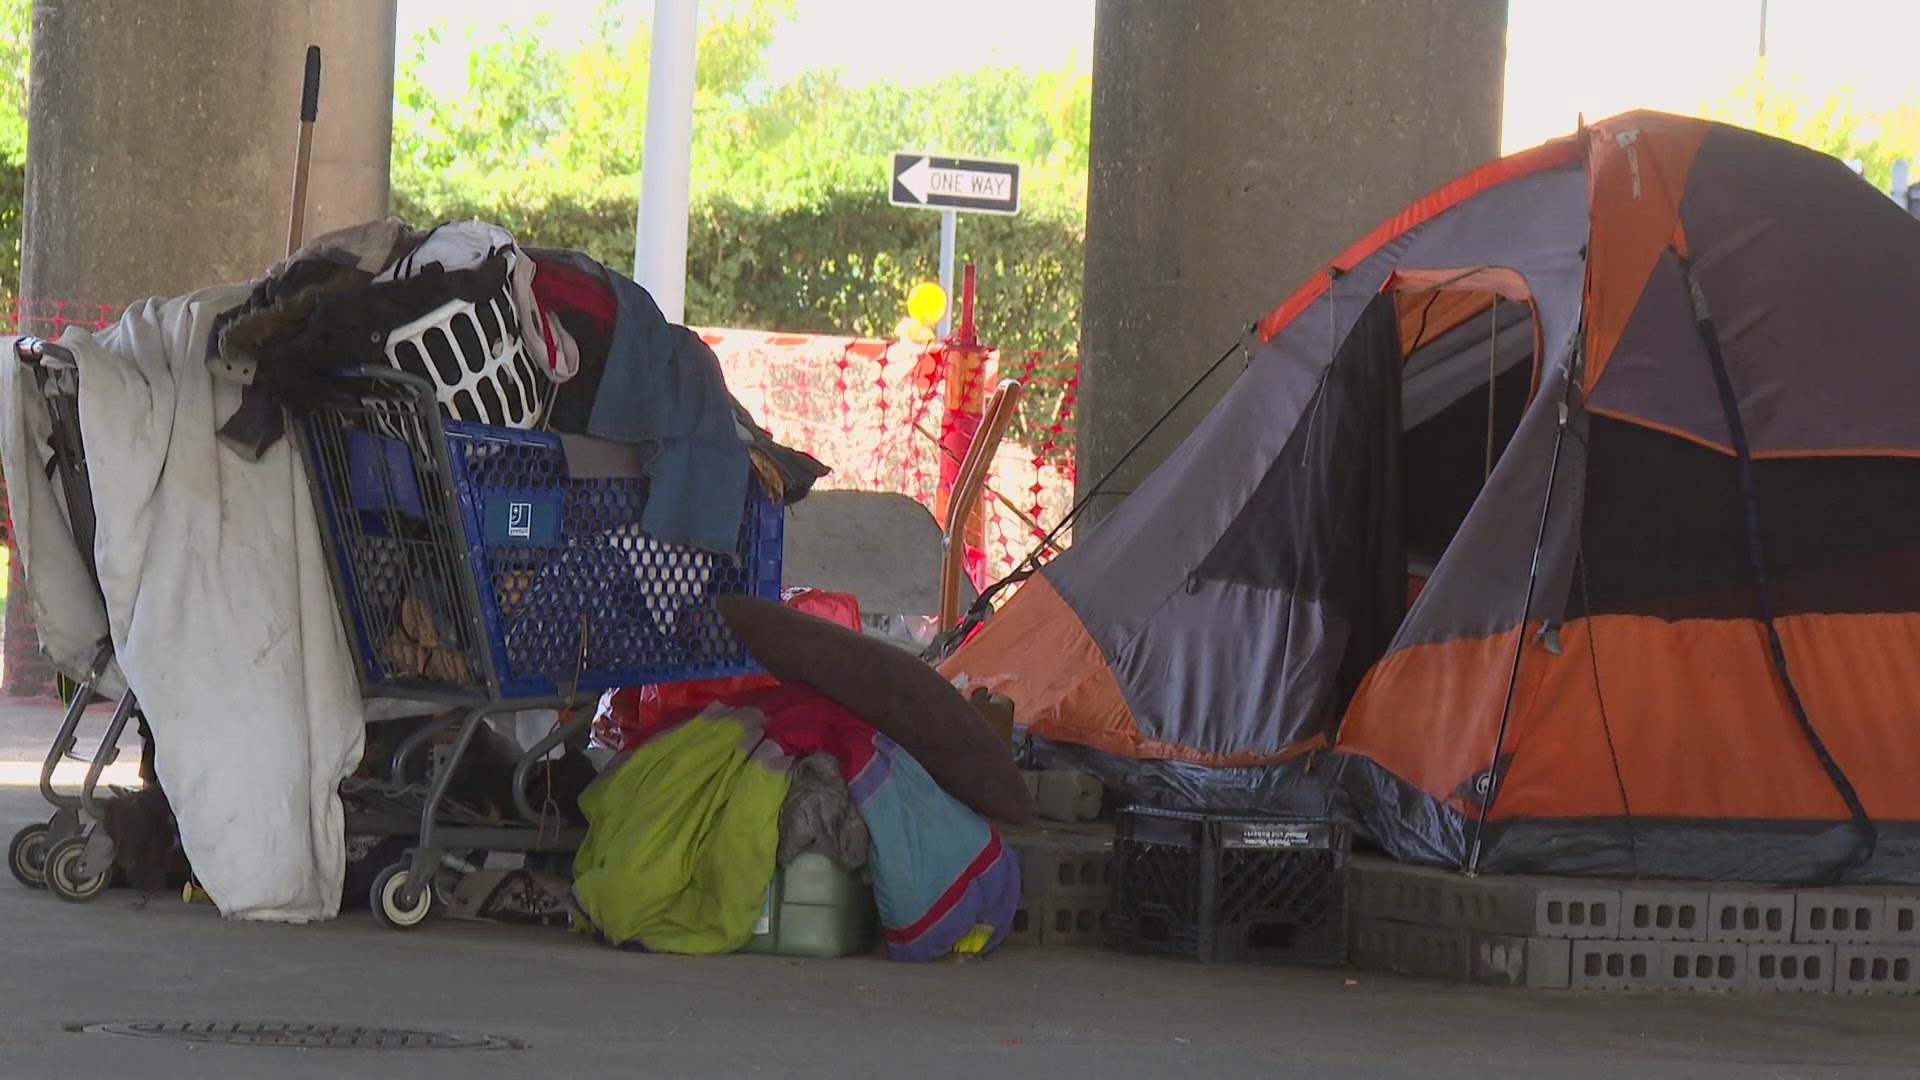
1034, 769, 1103, 823
1530, 886, 1623, 939
1005, 902, 1042, 948
1619, 887, 1710, 941
1350, 918, 1471, 980
1353, 859, 1619, 938
1470, 934, 1571, 989
1570, 940, 1664, 991
1746, 943, 1836, 992
1662, 942, 1744, 992
1014, 836, 1112, 902
1020, 770, 1041, 802
1836, 945, 1920, 995
1707, 888, 1795, 942
1871, 891, 1920, 945
1041, 895, 1108, 948
1793, 891, 1886, 944
1353, 858, 1447, 926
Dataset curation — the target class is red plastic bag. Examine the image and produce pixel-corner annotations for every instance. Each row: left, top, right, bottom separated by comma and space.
779, 586, 861, 632
589, 588, 862, 752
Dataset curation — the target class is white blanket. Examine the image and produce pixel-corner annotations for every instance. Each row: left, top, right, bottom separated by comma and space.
1, 287, 364, 921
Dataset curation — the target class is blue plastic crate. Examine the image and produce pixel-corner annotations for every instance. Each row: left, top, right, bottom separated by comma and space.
440, 420, 783, 699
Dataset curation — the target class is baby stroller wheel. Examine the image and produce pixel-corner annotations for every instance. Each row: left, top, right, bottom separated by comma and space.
45, 835, 110, 902
8, 824, 50, 889
371, 863, 434, 930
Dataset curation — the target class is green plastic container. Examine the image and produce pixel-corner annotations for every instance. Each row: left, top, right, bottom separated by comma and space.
743, 850, 878, 958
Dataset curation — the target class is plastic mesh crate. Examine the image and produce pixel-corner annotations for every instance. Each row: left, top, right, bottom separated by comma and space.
1107, 806, 1351, 965
302, 370, 781, 700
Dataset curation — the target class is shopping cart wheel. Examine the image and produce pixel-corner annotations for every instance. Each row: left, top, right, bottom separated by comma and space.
44, 835, 110, 902
8, 823, 50, 889
370, 863, 434, 930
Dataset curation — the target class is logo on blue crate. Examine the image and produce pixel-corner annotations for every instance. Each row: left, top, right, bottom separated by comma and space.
484, 495, 560, 545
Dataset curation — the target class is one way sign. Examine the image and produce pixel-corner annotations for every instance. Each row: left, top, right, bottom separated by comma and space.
890, 153, 1021, 216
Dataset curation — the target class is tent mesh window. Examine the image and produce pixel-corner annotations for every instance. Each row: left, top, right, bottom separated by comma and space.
1107, 806, 1350, 965
1574, 417, 1920, 620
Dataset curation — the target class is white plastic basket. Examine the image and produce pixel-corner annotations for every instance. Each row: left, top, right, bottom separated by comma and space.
382, 251, 547, 429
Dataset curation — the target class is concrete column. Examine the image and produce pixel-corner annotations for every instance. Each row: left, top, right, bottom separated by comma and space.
1076, 0, 1507, 521
19, 0, 395, 316
6, 0, 395, 696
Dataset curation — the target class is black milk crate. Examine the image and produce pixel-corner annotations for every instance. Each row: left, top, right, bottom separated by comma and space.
1107, 805, 1351, 965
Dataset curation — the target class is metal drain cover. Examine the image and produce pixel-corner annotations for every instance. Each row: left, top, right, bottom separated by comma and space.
82, 1021, 511, 1050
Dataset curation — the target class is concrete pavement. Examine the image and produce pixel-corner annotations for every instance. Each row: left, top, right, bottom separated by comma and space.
0, 699, 1914, 1079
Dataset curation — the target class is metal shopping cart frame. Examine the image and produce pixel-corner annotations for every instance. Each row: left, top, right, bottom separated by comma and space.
298, 365, 780, 929
6, 337, 150, 903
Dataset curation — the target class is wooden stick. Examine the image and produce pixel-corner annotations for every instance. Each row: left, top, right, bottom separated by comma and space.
286, 46, 321, 257
940, 380, 1024, 630
912, 419, 1062, 549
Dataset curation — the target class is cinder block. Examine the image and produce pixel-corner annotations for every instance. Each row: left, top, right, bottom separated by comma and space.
1004, 902, 1042, 948
1794, 892, 1886, 944
1873, 892, 1920, 945
1012, 835, 1111, 902
1448, 878, 1620, 939
1570, 940, 1664, 991
1353, 858, 1447, 926
1531, 886, 1623, 939
1662, 942, 1744, 992
1019, 770, 1041, 801
1471, 934, 1571, 989
1836, 945, 1920, 995
1620, 888, 1710, 941
1034, 770, 1103, 823
1356, 860, 1620, 938
1041, 895, 1108, 948
1747, 943, 1835, 992
1350, 918, 1472, 980
1708, 889, 1795, 942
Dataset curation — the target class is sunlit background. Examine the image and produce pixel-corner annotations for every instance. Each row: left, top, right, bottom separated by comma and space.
399, 0, 1920, 166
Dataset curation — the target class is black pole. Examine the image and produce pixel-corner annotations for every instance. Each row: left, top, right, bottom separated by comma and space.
1465, 344, 1581, 875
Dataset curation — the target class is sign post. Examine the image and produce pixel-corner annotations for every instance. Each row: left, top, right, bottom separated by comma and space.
891, 152, 1022, 336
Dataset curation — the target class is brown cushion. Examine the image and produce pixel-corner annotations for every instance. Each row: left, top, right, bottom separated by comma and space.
716, 594, 1036, 825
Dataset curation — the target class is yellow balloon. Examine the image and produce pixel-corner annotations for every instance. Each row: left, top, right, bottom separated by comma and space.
907, 281, 948, 326
895, 316, 935, 344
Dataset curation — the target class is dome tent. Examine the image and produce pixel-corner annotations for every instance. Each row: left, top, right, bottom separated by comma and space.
945, 112, 1920, 884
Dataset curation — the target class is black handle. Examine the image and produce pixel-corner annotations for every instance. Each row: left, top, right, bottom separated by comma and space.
300, 45, 321, 122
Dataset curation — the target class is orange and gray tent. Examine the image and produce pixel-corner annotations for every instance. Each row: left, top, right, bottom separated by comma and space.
944, 111, 1920, 883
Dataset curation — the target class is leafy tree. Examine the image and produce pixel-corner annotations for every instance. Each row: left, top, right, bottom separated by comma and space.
391, 2, 1093, 355
1702, 68, 1919, 189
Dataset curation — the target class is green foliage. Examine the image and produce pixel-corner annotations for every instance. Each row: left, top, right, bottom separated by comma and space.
0, 0, 24, 300
0, 0, 24, 169
1702, 66, 1920, 189
394, 169, 1084, 355
391, 3, 1092, 359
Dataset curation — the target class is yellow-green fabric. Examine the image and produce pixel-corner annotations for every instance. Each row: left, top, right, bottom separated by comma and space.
571, 714, 787, 953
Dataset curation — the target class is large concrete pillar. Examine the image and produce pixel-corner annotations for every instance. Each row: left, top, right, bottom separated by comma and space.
1077, 0, 1507, 521
20, 0, 395, 316
6, 0, 395, 695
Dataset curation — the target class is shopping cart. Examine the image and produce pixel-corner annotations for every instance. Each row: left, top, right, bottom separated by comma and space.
5, 337, 150, 903
299, 365, 782, 928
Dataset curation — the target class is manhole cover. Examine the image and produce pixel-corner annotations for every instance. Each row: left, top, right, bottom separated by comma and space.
82, 1021, 512, 1050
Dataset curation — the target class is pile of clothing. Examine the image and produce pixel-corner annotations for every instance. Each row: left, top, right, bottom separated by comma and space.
570, 682, 1021, 961
207, 218, 827, 554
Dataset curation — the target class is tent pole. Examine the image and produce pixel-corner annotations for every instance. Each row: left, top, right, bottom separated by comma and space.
1465, 341, 1581, 876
